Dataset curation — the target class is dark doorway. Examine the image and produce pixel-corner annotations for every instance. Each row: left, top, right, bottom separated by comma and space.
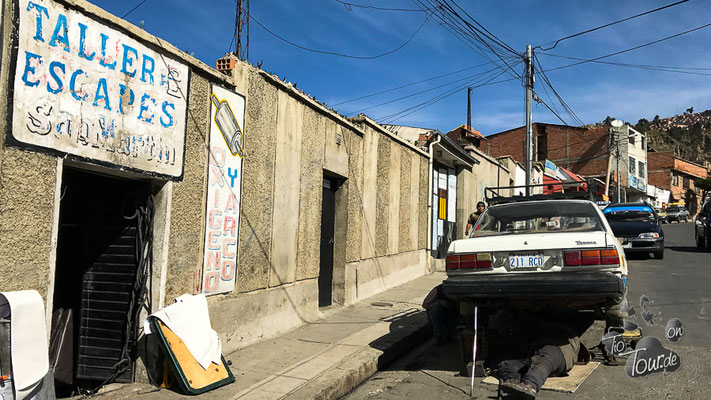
319, 176, 338, 307
51, 168, 153, 396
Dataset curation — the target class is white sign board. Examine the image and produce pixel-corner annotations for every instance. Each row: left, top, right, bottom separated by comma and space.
447, 169, 456, 223
201, 85, 245, 295
12, 0, 189, 178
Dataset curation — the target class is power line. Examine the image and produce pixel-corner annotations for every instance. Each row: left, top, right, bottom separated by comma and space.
378, 68, 511, 123
539, 52, 711, 76
542, 22, 711, 74
350, 66, 502, 115
534, 54, 584, 126
420, 0, 523, 80
249, 11, 429, 59
333, 0, 425, 12
122, 0, 148, 19
536, 0, 692, 51
332, 62, 494, 106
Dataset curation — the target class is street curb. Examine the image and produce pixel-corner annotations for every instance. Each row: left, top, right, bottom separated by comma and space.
288, 312, 432, 399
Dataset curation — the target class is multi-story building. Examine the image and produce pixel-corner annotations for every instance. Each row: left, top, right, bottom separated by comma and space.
648, 151, 708, 214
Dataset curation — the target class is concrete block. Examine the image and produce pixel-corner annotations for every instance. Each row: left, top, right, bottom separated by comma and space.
237, 71, 279, 293
165, 74, 211, 300
360, 128, 378, 260
269, 91, 303, 287
375, 137, 391, 257
387, 143, 401, 255
296, 107, 325, 281
399, 150, 412, 252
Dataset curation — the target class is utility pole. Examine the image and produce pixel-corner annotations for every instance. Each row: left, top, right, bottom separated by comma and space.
524, 45, 533, 196
235, 0, 250, 61
467, 87, 472, 132
616, 133, 621, 203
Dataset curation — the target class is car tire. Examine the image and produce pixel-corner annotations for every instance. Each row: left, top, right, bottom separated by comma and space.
706, 232, 711, 253
654, 250, 664, 260
697, 234, 705, 249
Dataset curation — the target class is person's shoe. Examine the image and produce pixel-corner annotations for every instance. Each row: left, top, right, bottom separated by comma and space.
500, 380, 537, 399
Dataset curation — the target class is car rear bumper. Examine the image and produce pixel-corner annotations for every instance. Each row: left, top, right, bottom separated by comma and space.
442, 271, 625, 304
621, 238, 664, 252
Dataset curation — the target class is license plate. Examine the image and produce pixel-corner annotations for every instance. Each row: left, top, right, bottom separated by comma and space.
509, 252, 545, 269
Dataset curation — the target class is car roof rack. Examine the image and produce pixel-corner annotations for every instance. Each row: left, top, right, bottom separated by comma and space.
485, 181, 598, 206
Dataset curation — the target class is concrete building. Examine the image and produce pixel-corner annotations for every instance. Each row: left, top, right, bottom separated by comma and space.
648, 151, 708, 214
0, 0, 429, 390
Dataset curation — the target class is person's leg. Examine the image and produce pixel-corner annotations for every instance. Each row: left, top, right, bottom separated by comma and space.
522, 345, 566, 391
496, 359, 528, 382
427, 304, 446, 343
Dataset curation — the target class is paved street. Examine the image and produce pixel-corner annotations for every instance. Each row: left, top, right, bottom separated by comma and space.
344, 222, 711, 399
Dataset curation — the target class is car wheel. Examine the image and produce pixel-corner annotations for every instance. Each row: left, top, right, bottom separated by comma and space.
697, 233, 705, 249
706, 233, 711, 253
654, 249, 664, 259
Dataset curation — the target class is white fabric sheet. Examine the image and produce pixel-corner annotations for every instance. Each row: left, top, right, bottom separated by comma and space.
1, 290, 49, 400
147, 294, 221, 370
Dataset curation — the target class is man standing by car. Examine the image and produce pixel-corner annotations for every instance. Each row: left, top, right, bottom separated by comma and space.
465, 201, 487, 236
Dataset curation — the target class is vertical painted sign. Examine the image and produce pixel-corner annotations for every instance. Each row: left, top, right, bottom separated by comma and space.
201, 85, 245, 295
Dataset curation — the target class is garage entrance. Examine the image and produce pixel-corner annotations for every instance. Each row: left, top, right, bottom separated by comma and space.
50, 168, 154, 396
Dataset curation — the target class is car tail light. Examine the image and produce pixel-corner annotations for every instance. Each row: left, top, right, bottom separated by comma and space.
446, 255, 460, 270
459, 254, 477, 269
600, 249, 620, 264
446, 253, 493, 270
564, 250, 581, 266
564, 248, 619, 266
475, 253, 493, 268
581, 250, 601, 265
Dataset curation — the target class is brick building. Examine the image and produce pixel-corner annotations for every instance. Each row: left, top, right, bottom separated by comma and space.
648, 151, 708, 214
460, 123, 611, 178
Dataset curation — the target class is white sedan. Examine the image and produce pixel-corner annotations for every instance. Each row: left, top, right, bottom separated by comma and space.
443, 200, 628, 313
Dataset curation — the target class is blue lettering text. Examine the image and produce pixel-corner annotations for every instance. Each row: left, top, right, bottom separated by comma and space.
78, 23, 96, 61
26, 2, 49, 42
47, 61, 65, 94
93, 78, 111, 110
69, 69, 88, 101
99, 33, 117, 69
160, 101, 174, 128
21, 51, 42, 87
121, 44, 138, 77
141, 54, 155, 85
49, 13, 70, 52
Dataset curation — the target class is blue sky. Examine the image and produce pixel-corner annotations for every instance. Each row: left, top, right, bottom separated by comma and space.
88, 0, 711, 135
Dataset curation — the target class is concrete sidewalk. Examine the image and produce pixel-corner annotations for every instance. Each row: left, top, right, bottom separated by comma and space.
91, 272, 445, 400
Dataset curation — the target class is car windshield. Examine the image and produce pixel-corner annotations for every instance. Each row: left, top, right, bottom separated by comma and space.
471, 201, 604, 237
605, 209, 656, 223
667, 206, 682, 212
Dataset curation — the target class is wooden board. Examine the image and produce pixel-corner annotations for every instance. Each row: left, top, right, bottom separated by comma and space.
482, 362, 600, 393
153, 318, 234, 394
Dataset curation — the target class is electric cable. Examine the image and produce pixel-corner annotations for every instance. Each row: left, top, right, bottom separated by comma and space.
539, 52, 711, 76
122, 0, 148, 19
332, 62, 495, 107
348, 65, 501, 115
248, 9, 429, 59
536, 0, 692, 51
542, 22, 711, 74
333, 0, 425, 12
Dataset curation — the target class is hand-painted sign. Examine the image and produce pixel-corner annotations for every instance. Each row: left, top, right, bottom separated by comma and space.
201, 85, 245, 295
12, 0, 189, 178
544, 159, 557, 178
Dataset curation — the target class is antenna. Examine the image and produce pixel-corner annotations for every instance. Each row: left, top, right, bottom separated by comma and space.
236, 0, 249, 61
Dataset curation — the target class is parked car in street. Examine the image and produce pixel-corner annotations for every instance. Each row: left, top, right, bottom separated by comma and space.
695, 200, 711, 252
442, 199, 628, 318
603, 203, 665, 259
666, 204, 690, 223
655, 207, 668, 223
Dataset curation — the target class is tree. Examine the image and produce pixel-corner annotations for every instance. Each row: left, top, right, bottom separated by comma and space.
685, 107, 694, 115
696, 177, 711, 203
635, 118, 651, 132
653, 115, 660, 124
